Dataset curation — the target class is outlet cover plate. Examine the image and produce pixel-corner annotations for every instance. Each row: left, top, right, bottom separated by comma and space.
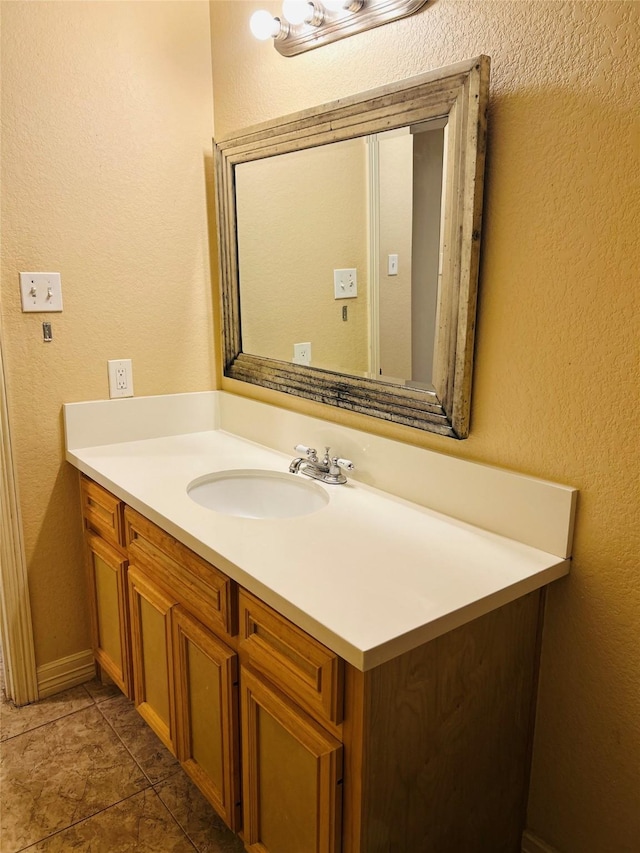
293, 342, 312, 365
107, 359, 134, 398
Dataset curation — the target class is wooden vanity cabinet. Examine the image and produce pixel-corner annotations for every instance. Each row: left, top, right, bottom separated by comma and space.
80, 478, 546, 853
80, 476, 132, 697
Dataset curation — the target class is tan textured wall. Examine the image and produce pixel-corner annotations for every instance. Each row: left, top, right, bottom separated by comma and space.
0, 1, 215, 666
210, 2, 640, 851
236, 138, 369, 374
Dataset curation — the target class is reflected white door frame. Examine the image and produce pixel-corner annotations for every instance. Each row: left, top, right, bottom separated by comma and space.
367, 134, 381, 380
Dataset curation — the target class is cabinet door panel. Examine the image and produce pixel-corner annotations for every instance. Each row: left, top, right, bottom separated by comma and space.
85, 532, 131, 696
173, 606, 241, 830
128, 564, 178, 755
188, 641, 223, 779
241, 666, 343, 853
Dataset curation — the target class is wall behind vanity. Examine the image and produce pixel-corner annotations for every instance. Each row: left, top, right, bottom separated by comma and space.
1, 3, 215, 667
209, 3, 639, 852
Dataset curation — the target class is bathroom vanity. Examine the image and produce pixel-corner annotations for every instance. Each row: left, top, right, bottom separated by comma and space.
65, 392, 576, 853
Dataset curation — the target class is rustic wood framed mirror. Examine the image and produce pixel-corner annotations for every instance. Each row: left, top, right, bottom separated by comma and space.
214, 56, 489, 438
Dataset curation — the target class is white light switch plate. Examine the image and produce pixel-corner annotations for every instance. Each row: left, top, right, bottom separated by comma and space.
19, 272, 63, 312
333, 268, 357, 299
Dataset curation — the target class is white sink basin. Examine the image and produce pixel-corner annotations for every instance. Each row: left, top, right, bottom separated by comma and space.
187, 469, 329, 519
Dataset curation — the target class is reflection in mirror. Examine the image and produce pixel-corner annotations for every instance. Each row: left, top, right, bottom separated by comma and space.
236, 118, 446, 391
374, 119, 445, 390
215, 57, 490, 438
236, 136, 370, 377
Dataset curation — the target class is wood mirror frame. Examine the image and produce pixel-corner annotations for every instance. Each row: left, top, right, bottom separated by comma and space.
214, 56, 490, 439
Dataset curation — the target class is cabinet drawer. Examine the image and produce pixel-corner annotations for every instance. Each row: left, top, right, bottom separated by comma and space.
124, 507, 236, 639
239, 589, 343, 726
81, 476, 125, 551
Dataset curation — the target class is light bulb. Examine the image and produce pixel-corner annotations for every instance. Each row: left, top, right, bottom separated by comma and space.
249, 10, 280, 40
282, 0, 312, 24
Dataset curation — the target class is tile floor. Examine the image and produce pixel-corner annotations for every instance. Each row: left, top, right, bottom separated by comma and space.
0, 657, 246, 853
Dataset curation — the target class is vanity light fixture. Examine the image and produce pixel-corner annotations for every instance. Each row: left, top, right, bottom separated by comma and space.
249, 0, 428, 56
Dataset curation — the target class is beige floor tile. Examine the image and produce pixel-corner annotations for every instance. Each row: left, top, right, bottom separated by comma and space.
23, 788, 197, 852
0, 705, 148, 852
82, 677, 122, 705
155, 772, 245, 853
0, 685, 93, 742
98, 694, 180, 784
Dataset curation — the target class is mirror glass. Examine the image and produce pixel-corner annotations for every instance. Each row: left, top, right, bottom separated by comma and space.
236, 119, 445, 390
215, 57, 490, 438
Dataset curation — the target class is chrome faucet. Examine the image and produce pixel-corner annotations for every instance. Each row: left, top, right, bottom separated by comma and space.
289, 445, 355, 485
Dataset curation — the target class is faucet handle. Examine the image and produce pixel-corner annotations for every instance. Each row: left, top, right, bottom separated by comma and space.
336, 458, 355, 471
294, 444, 317, 459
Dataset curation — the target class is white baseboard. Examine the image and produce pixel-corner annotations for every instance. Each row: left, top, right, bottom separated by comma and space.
36, 649, 95, 698
522, 830, 560, 853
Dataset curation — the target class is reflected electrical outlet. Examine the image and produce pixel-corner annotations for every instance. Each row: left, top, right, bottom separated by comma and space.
293, 342, 312, 365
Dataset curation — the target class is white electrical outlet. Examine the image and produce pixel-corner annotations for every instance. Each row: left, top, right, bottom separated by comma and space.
333, 268, 358, 299
19, 272, 63, 312
107, 359, 134, 398
293, 342, 312, 365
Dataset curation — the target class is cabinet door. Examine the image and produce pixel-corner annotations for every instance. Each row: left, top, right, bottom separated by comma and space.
128, 564, 178, 755
241, 666, 343, 853
85, 532, 131, 697
173, 606, 241, 831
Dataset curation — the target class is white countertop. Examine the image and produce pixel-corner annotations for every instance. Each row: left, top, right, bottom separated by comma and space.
66, 423, 570, 670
